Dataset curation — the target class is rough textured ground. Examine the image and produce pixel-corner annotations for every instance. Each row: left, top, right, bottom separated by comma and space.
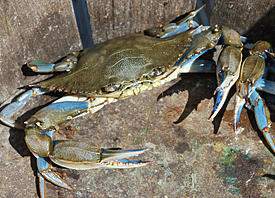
0, 0, 275, 198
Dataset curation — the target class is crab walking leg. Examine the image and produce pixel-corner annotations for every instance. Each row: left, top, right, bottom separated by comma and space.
179, 59, 215, 73
145, 5, 205, 38
160, 5, 208, 38
27, 53, 78, 73
255, 79, 275, 95
0, 88, 45, 127
159, 21, 200, 38
209, 46, 242, 121
248, 89, 275, 152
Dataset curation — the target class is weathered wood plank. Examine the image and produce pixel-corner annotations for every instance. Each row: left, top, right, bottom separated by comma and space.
87, 0, 196, 43
210, 0, 275, 46
0, 0, 81, 102
0, 1, 81, 197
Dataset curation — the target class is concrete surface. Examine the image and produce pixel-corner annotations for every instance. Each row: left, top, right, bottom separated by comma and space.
0, 0, 275, 198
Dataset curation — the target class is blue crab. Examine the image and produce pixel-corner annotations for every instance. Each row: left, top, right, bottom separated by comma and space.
0, 6, 220, 197
0, 5, 274, 197
208, 40, 275, 152
146, 7, 275, 151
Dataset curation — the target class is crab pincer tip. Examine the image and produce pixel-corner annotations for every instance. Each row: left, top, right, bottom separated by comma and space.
233, 123, 238, 132
265, 50, 275, 57
144, 148, 153, 152
208, 113, 214, 122
207, 117, 212, 122
214, 87, 221, 95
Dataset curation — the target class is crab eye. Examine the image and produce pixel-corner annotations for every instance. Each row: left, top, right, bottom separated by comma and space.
212, 25, 219, 33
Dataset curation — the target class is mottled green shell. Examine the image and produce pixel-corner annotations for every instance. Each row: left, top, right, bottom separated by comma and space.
221, 26, 242, 48
237, 55, 265, 98
216, 45, 242, 84
251, 40, 272, 56
39, 32, 194, 95
239, 55, 265, 83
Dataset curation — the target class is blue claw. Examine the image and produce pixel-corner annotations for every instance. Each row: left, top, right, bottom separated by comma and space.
28, 54, 78, 73
37, 157, 73, 198
36, 128, 73, 198
233, 95, 246, 131
209, 45, 243, 121
262, 131, 275, 153
248, 89, 275, 152
0, 88, 45, 127
249, 89, 271, 131
208, 87, 229, 121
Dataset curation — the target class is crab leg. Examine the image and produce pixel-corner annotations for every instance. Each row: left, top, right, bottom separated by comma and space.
248, 89, 275, 152
24, 96, 92, 130
159, 20, 199, 38
179, 59, 215, 73
37, 145, 151, 198
37, 157, 73, 198
27, 53, 78, 73
209, 46, 242, 121
24, 95, 119, 129
0, 88, 45, 128
175, 26, 220, 69
50, 140, 152, 169
233, 94, 246, 131
24, 95, 152, 196
145, 5, 205, 38
255, 79, 275, 95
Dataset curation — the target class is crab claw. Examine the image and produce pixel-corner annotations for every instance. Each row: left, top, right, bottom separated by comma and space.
97, 148, 153, 168
233, 94, 246, 131
49, 140, 152, 169
265, 50, 275, 57
209, 46, 242, 121
38, 157, 73, 198
208, 82, 232, 121
36, 140, 152, 198
248, 89, 275, 152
